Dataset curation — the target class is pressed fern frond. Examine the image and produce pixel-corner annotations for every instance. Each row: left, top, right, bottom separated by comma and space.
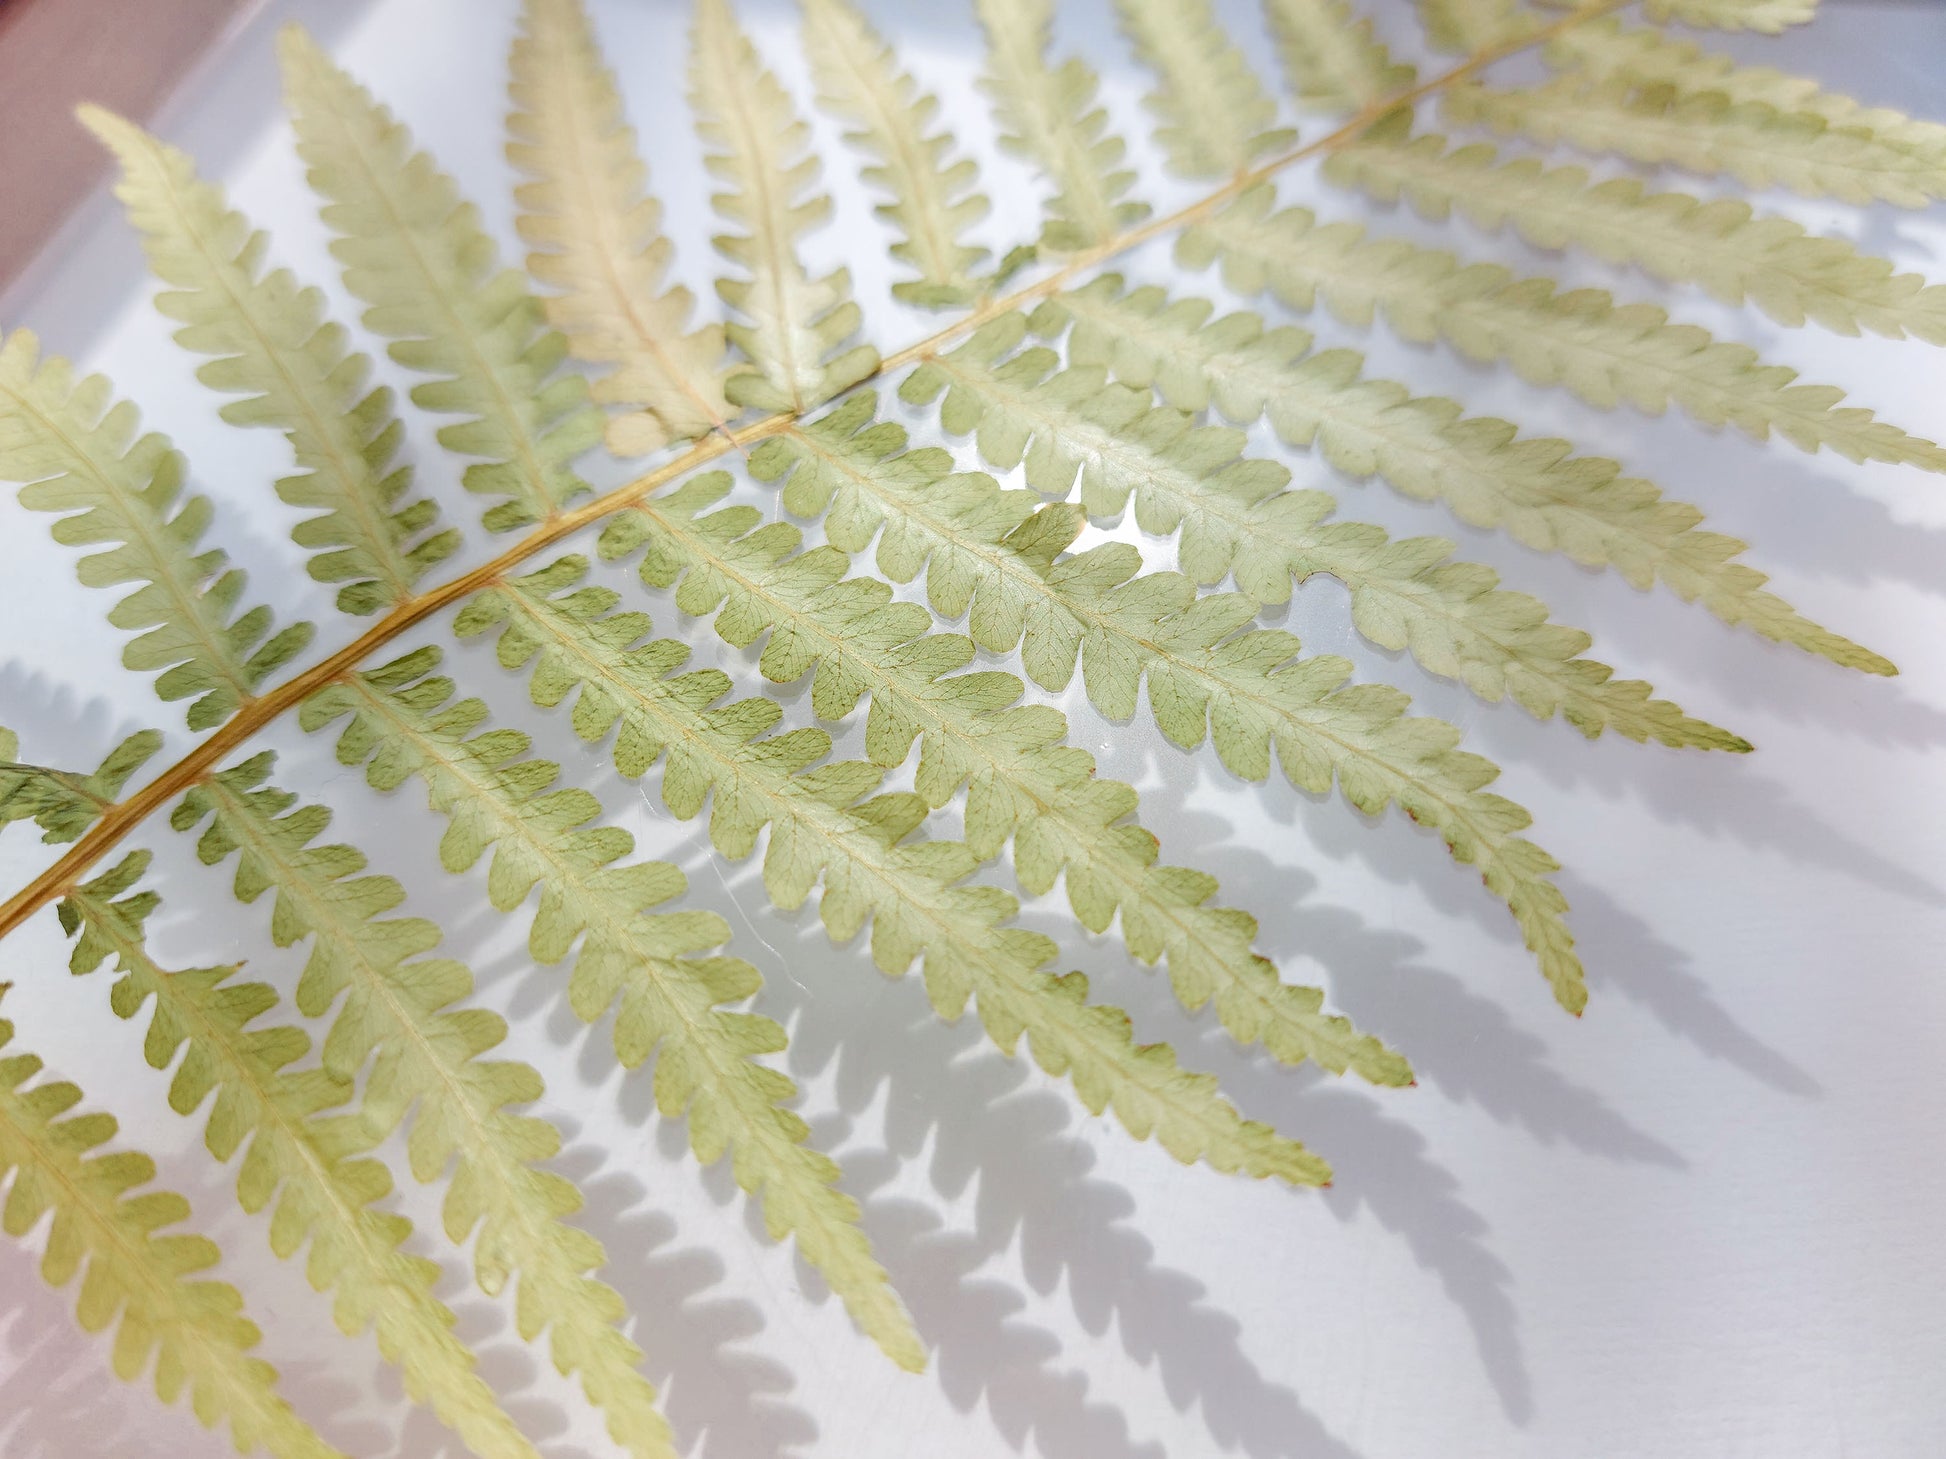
279, 28, 596, 533
1263, 0, 1416, 113
0, 729, 163, 844
1112, 0, 1291, 179
1182, 184, 1946, 467
81, 108, 462, 616
802, 0, 993, 308
509, 0, 735, 454
295, 654, 923, 1373
1448, 21, 1946, 207
430, 574, 1329, 1180
165, 754, 677, 1458
592, 456, 1405, 1082
690, 0, 878, 413
1030, 274, 1893, 674
3, 0, 1940, 1447
976, 0, 1150, 250
0, 331, 315, 729
0, 997, 339, 1459
58, 852, 536, 1459
1328, 118, 1946, 342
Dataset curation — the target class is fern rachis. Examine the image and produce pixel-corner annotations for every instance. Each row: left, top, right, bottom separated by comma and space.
0, 0, 1934, 1452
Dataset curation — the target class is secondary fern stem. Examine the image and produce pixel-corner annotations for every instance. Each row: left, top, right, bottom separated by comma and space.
0, 0, 1629, 948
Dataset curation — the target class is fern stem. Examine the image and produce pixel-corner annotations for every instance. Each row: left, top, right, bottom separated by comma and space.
0, 0, 1631, 948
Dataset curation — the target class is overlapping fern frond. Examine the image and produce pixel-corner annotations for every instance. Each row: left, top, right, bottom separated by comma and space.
0, 0, 1934, 1450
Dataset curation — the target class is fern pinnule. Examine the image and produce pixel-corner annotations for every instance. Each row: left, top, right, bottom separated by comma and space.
59, 852, 537, 1459
81, 107, 463, 618
801, 0, 994, 309
1, 729, 164, 844
690, 0, 878, 415
976, 0, 1150, 251
0, 994, 341, 1459
1327, 119, 1946, 343
168, 755, 677, 1459
439, 566, 1330, 1184
1262, 0, 1416, 114
1030, 275, 1894, 676
508, 0, 735, 456
593, 455, 1407, 1083
1412, 0, 1528, 55
1639, 0, 1817, 32
1112, 0, 1291, 180
1182, 184, 1946, 467
0, 331, 316, 730
297, 648, 924, 1373
278, 27, 597, 534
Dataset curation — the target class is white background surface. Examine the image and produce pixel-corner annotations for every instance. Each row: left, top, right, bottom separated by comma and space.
2, 2, 1945, 1456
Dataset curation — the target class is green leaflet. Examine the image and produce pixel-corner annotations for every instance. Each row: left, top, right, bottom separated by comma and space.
1640, 0, 1818, 31
58, 853, 535, 1459
1112, 0, 1292, 178
1449, 20, 1946, 208
509, 0, 734, 455
1182, 184, 1946, 469
794, 387, 1590, 1009
910, 311, 1749, 750
691, 0, 878, 413
803, 0, 993, 307
428, 572, 1330, 1181
1032, 274, 1894, 675
1262, 0, 1415, 113
279, 28, 597, 532
1328, 120, 1946, 343
0, 728, 163, 844
84, 108, 461, 616
1412, 0, 1528, 54
593, 456, 1406, 1083
167, 755, 676, 1459
297, 651, 922, 1373
976, 0, 1151, 251
0, 331, 315, 729
0, 996, 340, 1459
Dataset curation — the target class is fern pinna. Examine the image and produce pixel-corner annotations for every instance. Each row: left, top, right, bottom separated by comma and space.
0, 0, 1932, 1452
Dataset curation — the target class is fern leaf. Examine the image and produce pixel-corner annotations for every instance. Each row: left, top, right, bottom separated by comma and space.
0, 331, 315, 729
975, 0, 1150, 251
1, 729, 163, 844
1328, 120, 1946, 343
1412, 0, 1526, 54
0, 1001, 340, 1459
1112, 0, 1292, 179
1033, 275, 1892, 676
802, 0, 992, 308
690, 0, 877, 413
166, 755, 676, 1458
592, 452, 1405, 1083
59, 853, 537, 1459
1448, 22, 1946, 208
419, 577, 1330, 1182
907, 313, 1746, 748
278, 27, 596, 532
295, 663, 923, 1372
82, 108, 461, 617
509, 0, 734, 456
1639, 0, 1817, 32
1182, 186, 1946, 468
1261, 0, 1415, 114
